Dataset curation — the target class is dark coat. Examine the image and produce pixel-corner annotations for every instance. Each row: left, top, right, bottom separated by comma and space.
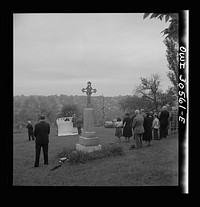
34, 121, 50, 144
143, 115, 152, 141
26, 123, 33, 133
123, 117, 133, 137
159, 110, 169, 126
76, 119, 82, 128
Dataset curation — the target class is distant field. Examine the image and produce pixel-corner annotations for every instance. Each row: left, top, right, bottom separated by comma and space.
13, 127, 178, 186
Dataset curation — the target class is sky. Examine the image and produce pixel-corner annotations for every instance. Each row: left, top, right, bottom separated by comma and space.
14, 13, 171, 97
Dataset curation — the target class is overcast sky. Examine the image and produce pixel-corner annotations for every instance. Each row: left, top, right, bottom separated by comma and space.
14, 13, 171, 96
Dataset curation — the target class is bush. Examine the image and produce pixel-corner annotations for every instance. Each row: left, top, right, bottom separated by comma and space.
57, 144, 123, 164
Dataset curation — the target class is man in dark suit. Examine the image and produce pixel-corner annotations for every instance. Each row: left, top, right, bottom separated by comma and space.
34, 115, 50, 167
159, 106, 170, 139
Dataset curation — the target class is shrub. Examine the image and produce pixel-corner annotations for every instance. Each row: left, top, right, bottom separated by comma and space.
57, 143, 123, 164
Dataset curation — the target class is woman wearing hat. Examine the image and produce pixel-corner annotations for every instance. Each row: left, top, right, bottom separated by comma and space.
122, 113, 133, 142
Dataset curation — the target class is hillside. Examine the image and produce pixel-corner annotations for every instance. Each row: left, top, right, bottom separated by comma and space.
13, 127, 178, 186
14, 94, 126, 129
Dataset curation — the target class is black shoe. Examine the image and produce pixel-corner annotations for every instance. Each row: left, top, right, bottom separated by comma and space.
34, 164, 39, 167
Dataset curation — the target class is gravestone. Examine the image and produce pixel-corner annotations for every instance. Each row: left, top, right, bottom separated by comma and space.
76, 81, 101, 152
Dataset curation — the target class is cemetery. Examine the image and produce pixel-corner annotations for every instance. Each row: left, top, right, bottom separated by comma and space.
12, 13, 187, 190
13, 125, 178, 186
13, 81, 178, 186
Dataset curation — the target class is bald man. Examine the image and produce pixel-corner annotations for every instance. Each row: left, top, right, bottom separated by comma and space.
132, 110, 144, 149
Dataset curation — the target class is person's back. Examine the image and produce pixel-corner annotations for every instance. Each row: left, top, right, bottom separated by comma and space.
132, 114, 144, 134
159, 110, 169, 124
27, 123, 33, 132
144, 115, 152, 130
143, 114, 153, 144
159, 106, 169, 138
76, 118, 82, 135
122, 113, 132, 142
132, 110, 144, 148
34, 115, 50, 167
34, 120, 50, 144
76, 118, 82, 128
26, 121, 34, 140
123, 116, 132, 127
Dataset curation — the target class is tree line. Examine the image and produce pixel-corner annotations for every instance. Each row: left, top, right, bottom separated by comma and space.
119, 74, 177, 113
13, 94, 124, 130
14, 74, 177, 131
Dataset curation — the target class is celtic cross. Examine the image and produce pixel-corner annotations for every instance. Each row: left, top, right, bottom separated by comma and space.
82, 81, 97, 107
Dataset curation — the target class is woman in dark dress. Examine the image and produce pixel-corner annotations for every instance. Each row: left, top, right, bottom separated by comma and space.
143, 112, 153, 146
122, 113, 133, 142
159, 106, 170, 139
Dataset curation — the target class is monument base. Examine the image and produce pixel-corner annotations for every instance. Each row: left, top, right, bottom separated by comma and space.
79, 136, 99, 146
76, 143, 102, 153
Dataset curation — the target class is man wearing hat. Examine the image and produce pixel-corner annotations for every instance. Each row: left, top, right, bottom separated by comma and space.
33, 115, 50, 167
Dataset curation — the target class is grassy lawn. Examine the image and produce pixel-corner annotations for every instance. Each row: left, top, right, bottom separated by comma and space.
13, 127, 178, 186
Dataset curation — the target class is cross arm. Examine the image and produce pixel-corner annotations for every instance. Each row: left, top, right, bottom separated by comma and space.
82, 88, 87, 93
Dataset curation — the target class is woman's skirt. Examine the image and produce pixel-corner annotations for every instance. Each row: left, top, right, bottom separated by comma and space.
115, 127, 123, 138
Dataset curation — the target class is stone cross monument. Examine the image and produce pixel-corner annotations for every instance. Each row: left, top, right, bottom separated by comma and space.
76, 81, 101, 152
81, 81, 97, 108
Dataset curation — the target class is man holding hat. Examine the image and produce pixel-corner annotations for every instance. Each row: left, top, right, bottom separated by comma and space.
33, 115, 50, 167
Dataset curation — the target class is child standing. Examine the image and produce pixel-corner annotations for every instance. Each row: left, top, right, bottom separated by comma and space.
152, 114, 160, 140
114, 117, 123, 143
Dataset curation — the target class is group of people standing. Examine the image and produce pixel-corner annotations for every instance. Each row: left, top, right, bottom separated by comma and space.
114, 106, 178, 149
25, 106, 177, 167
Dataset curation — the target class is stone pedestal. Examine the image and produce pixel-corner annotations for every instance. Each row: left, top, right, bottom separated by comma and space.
76, 108, 101, 152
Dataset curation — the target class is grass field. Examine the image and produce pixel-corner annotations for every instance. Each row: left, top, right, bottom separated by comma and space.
13, 127, 178, 186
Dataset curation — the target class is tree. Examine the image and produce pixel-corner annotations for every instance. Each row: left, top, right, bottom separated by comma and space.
118, 95, 149, 112
119, 84, 177, 114
143, 13, 179, 96
143, 13, 179, 42
158, 86, 177, 108
60, 103, 80, 118
164, 38, 178, 94
135, 73, 162, 111
23, 96, 40, 121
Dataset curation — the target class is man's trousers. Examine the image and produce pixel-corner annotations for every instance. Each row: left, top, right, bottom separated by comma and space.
34, 143, 48, 166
